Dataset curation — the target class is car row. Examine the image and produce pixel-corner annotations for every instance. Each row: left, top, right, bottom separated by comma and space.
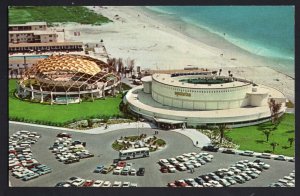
56, 177, 138, 187
9, 130, 52, 181
220, 147, 294, 162
269, 170, 295, 187
168, 159, 270, 187
94, 161, 145, 176
158, 152, 213, 173
49, 133, 94, 164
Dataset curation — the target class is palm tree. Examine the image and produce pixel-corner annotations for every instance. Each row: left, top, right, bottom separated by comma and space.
270, 142, 279, 152
268, 98, 282, 124
288, 137, 294, 147
215, 124, 230, 144
262, 129, 271, 142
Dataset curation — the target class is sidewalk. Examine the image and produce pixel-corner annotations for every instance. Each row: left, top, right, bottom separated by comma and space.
9, 121, 155, 135
171, 129, 211, 148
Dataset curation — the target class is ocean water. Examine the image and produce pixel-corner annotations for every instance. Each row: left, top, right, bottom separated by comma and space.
146, 6, 294, 65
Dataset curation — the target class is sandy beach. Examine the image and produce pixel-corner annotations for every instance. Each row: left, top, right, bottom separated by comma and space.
56, 6, 294, 103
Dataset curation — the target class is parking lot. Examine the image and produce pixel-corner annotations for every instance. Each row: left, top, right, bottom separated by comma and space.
9, 123, 295, 187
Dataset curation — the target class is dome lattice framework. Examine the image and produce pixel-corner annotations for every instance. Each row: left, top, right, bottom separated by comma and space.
17, 54, 121, 104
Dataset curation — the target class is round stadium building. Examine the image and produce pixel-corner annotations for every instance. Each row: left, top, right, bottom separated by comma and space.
124, 72, 287, 128
16, 54, 120, 104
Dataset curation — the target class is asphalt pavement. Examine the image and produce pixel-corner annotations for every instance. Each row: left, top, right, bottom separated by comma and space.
9, 123, 294, 187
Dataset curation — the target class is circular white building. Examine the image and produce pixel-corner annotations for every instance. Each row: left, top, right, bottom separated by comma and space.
124, 72, 287, 128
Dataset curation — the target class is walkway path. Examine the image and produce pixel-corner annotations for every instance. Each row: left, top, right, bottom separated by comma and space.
171, 129, 211, 148
9, 121, 211, 148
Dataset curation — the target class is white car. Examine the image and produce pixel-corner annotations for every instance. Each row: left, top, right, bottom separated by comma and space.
102, 181, 112, 187
72, 178, 85, 187
112, 181, 122, 187
129, 168, 136, 175
92, 180, 104, 187
113, 167, 123, 175
122, 182, 130, 187
159, 159, 169, 165
168, 165, 176, 173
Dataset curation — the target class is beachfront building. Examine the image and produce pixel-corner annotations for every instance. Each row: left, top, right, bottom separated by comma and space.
9, 42, 84, 53
16, 54, 120, 104
9, 31, 58, 44
124, 72, 287, 128
9, 22, 47, 31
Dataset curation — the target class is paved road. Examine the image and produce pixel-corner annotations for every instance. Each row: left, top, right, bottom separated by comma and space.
9, 123, 294, 187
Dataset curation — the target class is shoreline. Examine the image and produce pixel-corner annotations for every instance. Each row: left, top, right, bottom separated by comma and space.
57, 6, 294, 103
139, 6, 294, 78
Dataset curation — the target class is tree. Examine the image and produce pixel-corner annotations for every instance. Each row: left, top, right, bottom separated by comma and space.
288, 137, 294, 147
215, 124, 230, 144
268, 98, 282, 124
262, 129, 271, 142
270, 142, 279, 152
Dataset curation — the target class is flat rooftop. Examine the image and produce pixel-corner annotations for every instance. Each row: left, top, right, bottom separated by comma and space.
9, 42, 83, 47
153, 73, 251, 89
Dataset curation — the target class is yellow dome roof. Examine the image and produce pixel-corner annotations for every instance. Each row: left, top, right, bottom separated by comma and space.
33, 55, 101, 76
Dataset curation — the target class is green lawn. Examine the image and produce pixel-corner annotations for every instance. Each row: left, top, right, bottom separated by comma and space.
9, 6, 111, 25
225, 114, 295, 156
9, 80, 123, 125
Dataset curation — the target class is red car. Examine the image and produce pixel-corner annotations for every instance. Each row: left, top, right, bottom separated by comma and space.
117, 161, 126, 167
175, 180, 188, 187
57, 133, 72, 138
82, 180, 94, 187
168, 182, 177, 187
9, 150, 16, 154
160, 166, 168, 173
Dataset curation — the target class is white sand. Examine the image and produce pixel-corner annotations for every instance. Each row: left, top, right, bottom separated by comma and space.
54, 6, 294, 103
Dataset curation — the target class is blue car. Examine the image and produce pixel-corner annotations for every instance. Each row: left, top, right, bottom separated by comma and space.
94, 165, 104, 173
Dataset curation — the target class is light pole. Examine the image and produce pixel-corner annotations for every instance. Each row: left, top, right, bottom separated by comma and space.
137, 120, 140, 136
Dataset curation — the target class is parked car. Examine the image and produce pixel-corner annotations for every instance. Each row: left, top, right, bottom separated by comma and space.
167, 182, 177, 187
240, 150, 254, 157
137, 168, 145, 176
113, 167, 123, 175
122, 181, 131, 187
102, 181, 111, 187
112, 181, 122, 187
160, 166, 168, 173
92, 180, 104, 187
117, 161, 126, 167
93, 165, 104, 173
202, 145, 219, 152
82, 180, 94, 187
257, 153, 271, 159
57, 133, 72, 138
121, 166, 130, 175
274, 155, 287, 161
222, 149, 236, 154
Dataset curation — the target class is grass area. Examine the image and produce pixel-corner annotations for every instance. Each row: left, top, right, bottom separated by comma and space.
225, 114, 295, 156
124, 136, 140, 142
154, 139, 166, 146
112, 141, 123, 151
9, 6, 111, 25
9, 79, 123, 125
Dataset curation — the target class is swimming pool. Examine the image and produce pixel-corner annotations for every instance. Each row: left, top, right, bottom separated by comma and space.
9, 55, 49, 60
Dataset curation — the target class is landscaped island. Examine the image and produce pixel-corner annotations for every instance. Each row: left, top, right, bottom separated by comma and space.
112, 134, 166, 152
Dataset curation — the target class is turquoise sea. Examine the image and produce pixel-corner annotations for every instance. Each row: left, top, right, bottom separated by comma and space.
146, 6, 294, 73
